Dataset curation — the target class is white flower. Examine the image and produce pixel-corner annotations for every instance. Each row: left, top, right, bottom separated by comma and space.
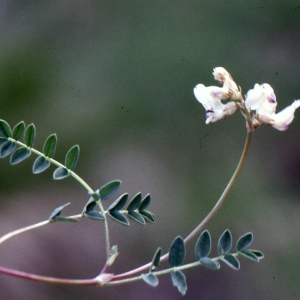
269, 100, 300, 131
245, 83, 276, 114
194, 84, 237, 124
245, 83, 300, 131
213, 67, 240, 100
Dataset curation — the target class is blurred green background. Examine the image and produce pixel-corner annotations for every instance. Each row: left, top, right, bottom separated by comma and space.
0, 1, 300, 299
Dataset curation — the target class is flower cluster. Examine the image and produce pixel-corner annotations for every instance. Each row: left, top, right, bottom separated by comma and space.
193, 67, 300, 131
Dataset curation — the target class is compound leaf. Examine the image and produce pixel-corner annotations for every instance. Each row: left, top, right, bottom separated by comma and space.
141, 273, 158, 287
200, 257, 220, 270
43, 134, 57, 158
107, 193, 128, 211
236, 232, 253, 252
127, 211, 145, 225
65, 145, 79, 170
0, 137, 7, 147
168, 236, 185, 267
217, 229, 232, 256
85, 211, 105, 220
127, 192, 142, 211
150, 248, 162, 272
139, 210, 155, 223
222, 254, 240, 270
82, 197, 97, 213
238, 249, 259, 262
170, 270, 187, 296
53, 167, 69, 180
108, 210, 129, 225
250, 250, 264, 261
0, 141, 16, 158
48, 202, 70, 220
195, 230, 211, 260
32, 156, 51, 174
12, 121, 25, 141
24, 124, 36, 147
10, 147, 31, 165
100, 180, 121, 200
0, 119, 11, 137
139, 194, 151, 211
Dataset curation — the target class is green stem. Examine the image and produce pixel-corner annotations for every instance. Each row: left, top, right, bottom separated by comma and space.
97, 202, 111, 259
0, 214, 83, 246
1, 126, 252, 285
109, 253, 238, 286
113, 130, 252, 280
183, 130, 252, 243
11, 139, 94, 193
0, 220, 50, 245
9, 138, 112, 259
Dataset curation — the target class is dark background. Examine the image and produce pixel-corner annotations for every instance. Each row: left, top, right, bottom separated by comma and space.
0, 1, 300, 299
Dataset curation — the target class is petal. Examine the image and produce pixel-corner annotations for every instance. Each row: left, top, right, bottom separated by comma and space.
193, 84, 213, 110
206, 86, 231, 101
245, 84, 266, 110
194, 84, 223, 110
245, 83, 277, 114
194, 82, 237, 124
213, 67, 229, 83
213, 67, 240, 100
205, 102, 237, 124
261, 83, 276, 103
257, 98, 277, 115
270, 100, 300, 131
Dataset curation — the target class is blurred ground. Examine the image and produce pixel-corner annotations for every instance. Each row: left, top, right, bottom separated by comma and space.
0, 1, 300, 299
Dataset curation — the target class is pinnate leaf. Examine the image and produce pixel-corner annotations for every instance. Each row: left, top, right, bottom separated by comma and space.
139, 210, 155, 223
221, 254, 240, 270
236, 232, 253, 252
217, 229, 232, 256
32, 156, 51, 174
200, 257, 220, 270
10, 147, 31, 165
141, 273, 158, 287
250, 250, 264, 260
168, 236, 185, 267
85, 211, 105, 220
100, 180, 121, 200
127, 211, 145, 225
0, 137, 7, 147
0, 119, 11, 137
24, 124, 36, 147
238, 249, 259, 262
53, 167, 69, 180
108, 210, 129, 225
150, 248, 162, 271
127, 192, 142, 211
107, 193, 128, 211
0, 141, 16, 158
171, 270, 187, 296
139, 194, 151, 211
195, 230, 211, 260
48, 202, 71, 220
65, 145, 79, 170
43, 134, 57, 158
12, 121, 25, 141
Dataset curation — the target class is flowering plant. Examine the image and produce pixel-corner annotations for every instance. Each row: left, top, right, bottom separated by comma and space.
0, 67, 298, 296
194, 67, 300, 131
